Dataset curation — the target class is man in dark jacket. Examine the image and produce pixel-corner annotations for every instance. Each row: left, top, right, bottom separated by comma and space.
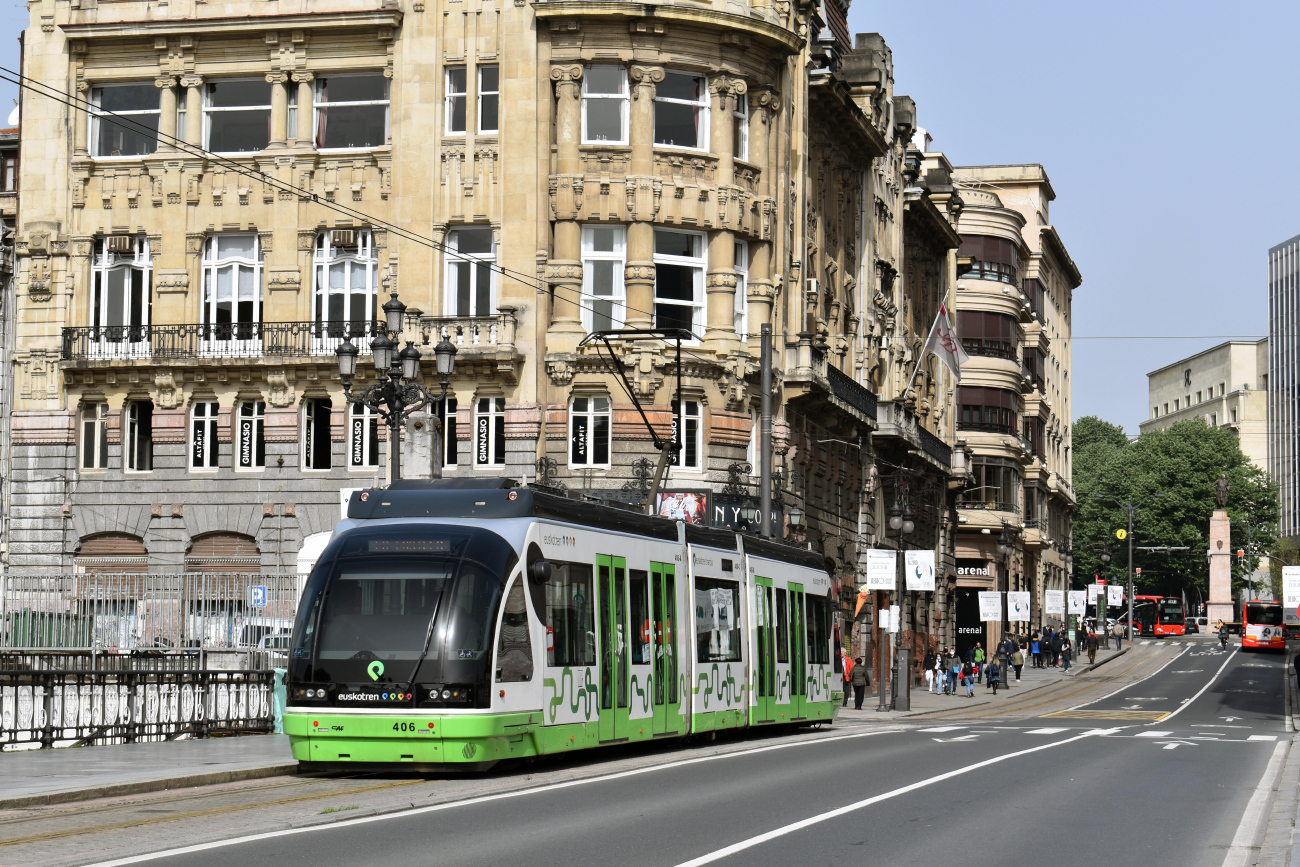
1086, 630, 1100, 665
851, 657, 870, 709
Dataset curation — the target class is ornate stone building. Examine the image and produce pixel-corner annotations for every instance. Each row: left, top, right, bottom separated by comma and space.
11, 1, 962, 683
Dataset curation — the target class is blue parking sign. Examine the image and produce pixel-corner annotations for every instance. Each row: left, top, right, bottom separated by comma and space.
248, 585, 268, 608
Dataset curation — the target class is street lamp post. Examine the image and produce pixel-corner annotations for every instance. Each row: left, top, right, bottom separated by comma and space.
1097, 493, 1165, 642
1100, 544, 1112, 633
336, 292, 457, 484
879, 473, 914, 712
997, 522, 1012, 686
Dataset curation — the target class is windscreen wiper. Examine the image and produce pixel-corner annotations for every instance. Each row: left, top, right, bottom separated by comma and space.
405, 594, 445, 696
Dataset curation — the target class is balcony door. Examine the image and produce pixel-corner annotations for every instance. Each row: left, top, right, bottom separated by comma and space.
90, 236, 151, 360
313, 230, 377, 354
201, 234, 262, 357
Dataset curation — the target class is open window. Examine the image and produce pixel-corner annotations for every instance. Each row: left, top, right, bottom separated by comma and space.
127, 400, 154, 472
304, 398, 333, 471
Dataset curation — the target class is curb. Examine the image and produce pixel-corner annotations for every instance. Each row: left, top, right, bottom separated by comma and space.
1080, 645, 1130, 674
0, 762, 301, 811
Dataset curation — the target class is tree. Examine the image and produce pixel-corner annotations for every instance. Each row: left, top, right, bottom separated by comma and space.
1071, 417, 1279, 603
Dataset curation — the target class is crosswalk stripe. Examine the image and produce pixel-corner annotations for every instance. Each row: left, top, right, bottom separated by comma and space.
1136, 731, 1173, 737
1248, 735, 1278, 741
1024, 728, 1069, 734
918, 726, 967, 732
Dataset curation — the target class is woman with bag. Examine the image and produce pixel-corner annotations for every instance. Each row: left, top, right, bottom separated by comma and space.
962, 660, 975, 697
1012, 646, 1025, 681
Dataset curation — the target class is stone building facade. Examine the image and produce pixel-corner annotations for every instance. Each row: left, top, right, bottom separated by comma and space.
12, 1, 963, 682
951, 164, 1079, 649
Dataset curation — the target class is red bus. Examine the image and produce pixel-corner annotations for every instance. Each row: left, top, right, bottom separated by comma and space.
1132, 595, 1186, 636
1242, 600, 1285, 651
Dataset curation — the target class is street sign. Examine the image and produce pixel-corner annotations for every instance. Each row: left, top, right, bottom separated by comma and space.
1116, 529, 1127, 540
248, 585, 268, 608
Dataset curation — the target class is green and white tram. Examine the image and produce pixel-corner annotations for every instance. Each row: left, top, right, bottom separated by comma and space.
285, 480, 838, 770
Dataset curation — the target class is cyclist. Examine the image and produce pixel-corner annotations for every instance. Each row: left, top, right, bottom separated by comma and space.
1216, 619, 1229, 651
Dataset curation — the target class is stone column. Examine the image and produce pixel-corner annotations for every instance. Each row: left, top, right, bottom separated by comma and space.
74, 82, 90, 156
625, 65, 663, 330
547, 65, 585, 351
704, 78, 742, 351
744, 88, 780, 355
181, 75, 204, 145
266, 72, 289, 147
155, 77, 178, 150
1208, 509, 1233, 627
293, 73, 315, 145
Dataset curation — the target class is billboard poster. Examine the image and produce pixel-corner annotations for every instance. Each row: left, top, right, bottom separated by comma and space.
1007, 591, 1030, 621
978, 591, 1003, 621
655, 491, 710, 525
1045, 589, 1065, 615
1088, 583, 1103, 601
1067, 590, 1087, 615
904, 550, 936, 591
1106, 584, 1124, 607
1284, 566, 1300, 626
865, 550, 897, 590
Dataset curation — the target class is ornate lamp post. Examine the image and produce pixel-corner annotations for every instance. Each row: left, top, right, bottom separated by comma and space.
336, 292, 457, 483
880, 473, 914, 712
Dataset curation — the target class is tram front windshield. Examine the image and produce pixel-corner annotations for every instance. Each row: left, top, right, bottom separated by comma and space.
291, 526, 519, 686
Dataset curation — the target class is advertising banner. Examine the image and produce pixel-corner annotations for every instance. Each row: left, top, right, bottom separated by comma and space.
1007, 591, 1031, 621
1107, 585, 1124, 607
904, 550, 937, 591
978, 591, 1003, 621
1045, 589, 1065, 615
1088, 583, 1103, 601
865, 550, 897, 590
1284, 567, 1300, 626
1067, 590, 1087, 615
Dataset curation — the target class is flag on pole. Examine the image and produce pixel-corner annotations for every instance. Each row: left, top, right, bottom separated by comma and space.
921, 303, 970, 380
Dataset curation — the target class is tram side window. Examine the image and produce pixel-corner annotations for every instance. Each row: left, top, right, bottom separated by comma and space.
545, 561, 597, 667
806, 594, 830, 665
495, 578, 533, 682
775, 588, 789, 663
629, 569, 650, 665
695, 576, 742, 663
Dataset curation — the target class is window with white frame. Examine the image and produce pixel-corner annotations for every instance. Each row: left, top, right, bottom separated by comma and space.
474, 397, 506, 467
315, 74, 389, 149
733, 95, 749, 161
670, 399, 702, 470
733, 240, 748, 337
190, 401, 219, 470
127, 401, 154, 472
570, 396, 611, 467
304, 398, 333, 471
1, 155, 14, 191
349, 404, 379, 469
90, 84, 160, 157
654, 72, 707, 149
478, 65, 499, 134
436, 398, 459, 468
653, 229, 705, 337
81, 403, 109, 470
202, 235, 262, 340
446, 67, 467, 135
445, 227, 495, 316
92, 236, 151, 344
204, 80, 271, 153
581, 225, 625, 333
582, 65, 627, 144
314, 230, 377, 340
236, 400, 265, 470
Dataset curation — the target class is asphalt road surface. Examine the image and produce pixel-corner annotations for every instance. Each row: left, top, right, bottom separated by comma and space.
5, 639, 1288, 867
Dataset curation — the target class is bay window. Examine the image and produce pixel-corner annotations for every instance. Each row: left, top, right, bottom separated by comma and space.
958, 387, 1018, 434
733, 95, 749, 161
315, 74, 389, 149
445, 227, 495, 316
957, 310, 1017, 360
653, 229, 705, 337
654, 72, 707, 149
734, 240, 749, 336
204, 80, 271, 153
570, 396, 611, 467
961, 456, 1020, 512
957, 235, 1021, 286
581, 225, 625, 333
582, 65, 627, 144
90, 84, 160, 157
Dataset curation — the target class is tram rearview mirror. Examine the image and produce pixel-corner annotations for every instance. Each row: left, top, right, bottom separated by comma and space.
529, 560, 553, 584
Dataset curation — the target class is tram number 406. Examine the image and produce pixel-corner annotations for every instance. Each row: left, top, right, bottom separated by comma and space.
393, 722, 421, 732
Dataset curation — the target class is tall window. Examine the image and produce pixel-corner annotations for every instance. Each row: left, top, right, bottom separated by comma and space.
670, 399, 701, 470
190, 401, 219, 471
653, 229, 705, 337
90, 84, 160, 157
126, 401, 153, 472
570, 396, 611, 467
304, 398, 333, 471
314, 230, 377, 344
581, 225, 625, 333
81, 403, 109, 470
204, 80, 271, 153
733, 95, 749, 161
202, 235, 262, 349
445, 227, 495, 316
478, 66, 499, 134
349, 404, 379, 469
446, 67, 467, 135
582, 65, 627, 144
237, 401, 265, 470
734, 240, 749, 336
92, 236, 151, 349
1, 155, 16, 191
654, 72, 707, 149
475, 397, 506, 467
436, 398, 459, 468
315, 74, 389, 149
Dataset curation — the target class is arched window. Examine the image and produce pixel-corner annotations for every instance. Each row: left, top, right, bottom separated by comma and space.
75, 532, 148, 574
186, 532, 261, 573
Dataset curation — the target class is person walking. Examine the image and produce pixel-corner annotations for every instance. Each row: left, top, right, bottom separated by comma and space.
1030, 634, 1042, 669
962, 660, 975, 697
1087, 630, 1099, 665
923, 648, 936, 693
1051, 631, 1062, 666
938, 647, 951, 694
850, 657, 869, 709
1012, 645, 1024, 681
973, 643, 986, 684
987, 658, 1001, 695
842, 654, 855, 707
1112, 622, 1123, 652
1061, 638, 1072, 674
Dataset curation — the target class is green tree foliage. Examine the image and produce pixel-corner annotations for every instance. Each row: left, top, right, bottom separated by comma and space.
1071, 417, 1278, 602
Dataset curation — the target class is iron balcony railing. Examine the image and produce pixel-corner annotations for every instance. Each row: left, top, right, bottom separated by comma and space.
826, 364, 878, 420
61, 320, 382, 362
957, 498, 1016, 512
957, 421, 1017, 435
917, 424, 952, 468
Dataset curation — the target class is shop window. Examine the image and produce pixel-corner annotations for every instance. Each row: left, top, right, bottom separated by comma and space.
436, 397, 459, 468
654, 71, 707, 149
304, 398, 333, 470
474, 397, 506, 466
204, 80, 271, 153
670, 399, 701, 470
570, 396, 611, 467
582, 65, 627, 144
190, 401, 219, 471
581, 225, 625, 333
349, 404, 379, 469
91, 84, 160, 157
315, 74, 388, 149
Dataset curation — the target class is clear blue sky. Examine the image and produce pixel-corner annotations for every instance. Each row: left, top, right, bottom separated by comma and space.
1, 3, 1292, 435
849, 0, 1295, 434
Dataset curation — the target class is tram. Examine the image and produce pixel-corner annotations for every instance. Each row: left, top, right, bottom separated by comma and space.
285, 480, 838, 770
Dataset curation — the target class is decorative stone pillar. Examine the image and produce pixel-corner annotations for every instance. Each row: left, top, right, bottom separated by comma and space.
74, 81, 90, 156
625, 65, 663, 330
266, 72, 289, 147
704, 78, 744, 351
155, 77, 178, 149
180, 75, 204, 145
292, 73, 314, 145
547, 65, 585, 350
745, 88, 780, 355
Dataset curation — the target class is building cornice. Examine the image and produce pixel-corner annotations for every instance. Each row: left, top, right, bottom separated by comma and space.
60, 10, 402, 40
809, 77, 888, 160
1039, 226, 1082, 288
533, 2, 804, 54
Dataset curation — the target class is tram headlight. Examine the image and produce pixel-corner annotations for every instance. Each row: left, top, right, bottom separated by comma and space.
441, 689, 452, 700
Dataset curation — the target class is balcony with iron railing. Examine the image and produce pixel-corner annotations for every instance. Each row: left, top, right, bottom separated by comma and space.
957, 496, 1016, 512
956, 420, 1017, 436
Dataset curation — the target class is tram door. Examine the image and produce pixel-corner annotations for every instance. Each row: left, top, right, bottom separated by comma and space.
789, 582, 806, 719
597, 554, 629, 742
650, 562, 679, 735
753, 577, 777, 723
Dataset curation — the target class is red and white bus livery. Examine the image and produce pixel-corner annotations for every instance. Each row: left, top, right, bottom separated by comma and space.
1242, 600, 1286, 651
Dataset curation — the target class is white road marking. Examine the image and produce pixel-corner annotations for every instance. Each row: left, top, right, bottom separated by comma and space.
1152, 649, 1238, 725
79, 727, 907, 866
918, 726, 967, 732
670, 728, 1113, 867
1067, 644, 1190, 710
1163, 743, 1189, 750
1221, 741, 1289, 867
1136, 731, 1172, 738
932, 735, 979, 742
1025, 728, 1069, 734
1247, 735, 1278, 742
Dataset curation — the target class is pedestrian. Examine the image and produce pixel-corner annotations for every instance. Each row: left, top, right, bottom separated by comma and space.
851, 656, 869, 709
951, 657, 962, 697
987, 658, 1001, 694
962, 660, 975, 697
923, 648, 936, 693
1012, 645, 1024, 680
938, 647, 951, 694
974, 643, 986, 683
1087, 630, 1099, 665
1061, 638, 1072, 674
1051, 631, 1062, 666
842, 653, 854, 707
1293, 651, 1300, 692
1112, 622, 1122, 651
1030, 634, 1042, 668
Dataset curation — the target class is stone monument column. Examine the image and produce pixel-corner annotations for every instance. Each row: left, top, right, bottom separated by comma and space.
1207, 475, 1234, 627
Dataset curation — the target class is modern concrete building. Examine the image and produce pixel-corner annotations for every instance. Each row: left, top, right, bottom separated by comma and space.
1270, 235, 1300, 539
950, 164, 1080, 651
1139, 339, 1268, 474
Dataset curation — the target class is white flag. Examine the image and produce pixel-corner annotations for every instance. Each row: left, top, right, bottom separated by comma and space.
1045, 589, 1065, 615
905, 550, 936, 591
921, 303, 970, 380
1007, 591, 1031, 622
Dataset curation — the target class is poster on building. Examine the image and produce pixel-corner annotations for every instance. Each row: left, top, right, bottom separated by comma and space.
978, 591, 1003, 621
865, 550, 897, 590
1284, 567, 1300, 626
1106, 584, 1124, 607
1067, 590, 1087, 615
904, 550, 937, 591
655, 491, 709, 525
1045, 589, 1065, 615
1007, 591, 1031, 621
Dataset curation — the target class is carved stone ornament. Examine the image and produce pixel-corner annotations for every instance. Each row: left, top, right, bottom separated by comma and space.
291, 71, 315, 84
629, 65, 665, 98
267, 269, 303, 290
179, 75, 204, 89
267, 370, 294, 408
155, 270, 190, 293
27, 276, 51, 303
706, 271, 739, 290
546, 358, 575, 387
154, 370, 181, 409
543, 261, 582, 286
155, 77, 177, 90
265, 72, 288, 85
549, 65, 584, 86
625, 263, 655, 283
297, 229, 317, 251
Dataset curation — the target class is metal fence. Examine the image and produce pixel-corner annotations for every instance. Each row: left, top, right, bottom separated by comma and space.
0, 669, 275, 749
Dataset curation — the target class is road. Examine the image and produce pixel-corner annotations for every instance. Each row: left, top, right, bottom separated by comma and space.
1, 638, 1290, 867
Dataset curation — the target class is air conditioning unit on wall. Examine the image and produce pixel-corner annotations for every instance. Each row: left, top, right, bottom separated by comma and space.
106, 235, 133, 253
331, 229, 356, 248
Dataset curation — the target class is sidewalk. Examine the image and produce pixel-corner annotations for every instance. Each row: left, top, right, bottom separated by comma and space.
836, 642, 1131, 721
0, 734, 297, 810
